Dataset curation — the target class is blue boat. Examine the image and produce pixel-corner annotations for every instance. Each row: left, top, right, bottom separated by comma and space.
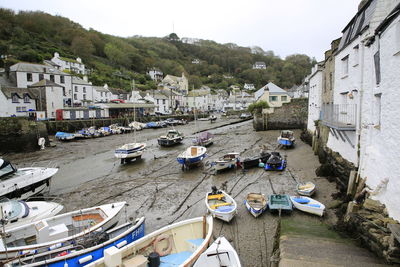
177, 146, 207, 170
277, 130, 295, 148
265, 152, 286, 171
55, 132, 75, 141
13, 217, 145, 266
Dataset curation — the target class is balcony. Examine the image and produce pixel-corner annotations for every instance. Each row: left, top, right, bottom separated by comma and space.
320, 104, 357, 130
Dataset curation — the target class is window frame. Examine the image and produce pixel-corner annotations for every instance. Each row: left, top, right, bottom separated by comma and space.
27, 73, 33, 82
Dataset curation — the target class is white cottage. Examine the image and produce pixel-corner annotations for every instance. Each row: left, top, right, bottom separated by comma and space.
0, 87, 37, 117
51, 52, 86, 75
307, 62, 324, 133
72, 76, 93, 106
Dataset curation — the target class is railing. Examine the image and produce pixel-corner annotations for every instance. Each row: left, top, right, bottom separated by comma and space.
320, 104, 357, 130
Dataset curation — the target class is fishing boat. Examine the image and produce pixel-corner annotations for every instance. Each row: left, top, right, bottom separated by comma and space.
54, 132, 75, 141
86, 216, 213, 267
0, 202, 126, 260
11, 217, 145, 266
244, 193, 268, 218
212, 153, 240, 172
158, 130, 184, 146
115, 143, 146, 164
0, 198, 64, 230
277, 130, 295, 148
242, 152, 270, 169
98, 127, 112, 136
268, 194, 292, 214
193, 132, 214, 147
193, 236, 241, 267
264, 152, 286, 171
296, 181, 316, 196
177, 146, 207, 170
205, 186, 237, 222
290, 196, 325, 217
0, 159, 58, 200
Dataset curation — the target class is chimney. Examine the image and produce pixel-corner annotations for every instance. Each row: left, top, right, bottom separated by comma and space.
77, 57, 82, 63
358, 0, 368, 10
83, 75, 88, 82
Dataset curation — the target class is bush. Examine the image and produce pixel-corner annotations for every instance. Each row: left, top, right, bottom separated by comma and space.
248, 101, 269, 114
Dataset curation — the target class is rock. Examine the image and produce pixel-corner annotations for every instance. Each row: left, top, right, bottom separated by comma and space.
316, 163, 334, 177
363, 199, 385, 213
382, 217, 398, 227
327, 200, 343, 209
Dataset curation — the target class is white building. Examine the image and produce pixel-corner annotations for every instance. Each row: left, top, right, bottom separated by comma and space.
72, 76, 93, 106
93, 85, 112, 103
252, 62, 266, 69
307, 62, 324, 133
144, 90, 170, 114
51, 52, 86, 74
28, 79, 64, 119
0, 87, 37, 117
148, 68, 163, 82
244, 83, 255, 90
186, 89, 210, 112
161, 73, 189, 94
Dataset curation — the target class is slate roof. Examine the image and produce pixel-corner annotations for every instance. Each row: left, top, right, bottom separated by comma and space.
1, 87, 37, 99
375, 2, 400, 35
72, 76, 91, 85
29, 79, 63, 87
93, 86, 109, 93
255, 82, 288, 100
10, 62, 70, 75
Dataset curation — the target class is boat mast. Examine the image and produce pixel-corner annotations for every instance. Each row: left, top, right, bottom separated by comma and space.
132, 79, 136, 144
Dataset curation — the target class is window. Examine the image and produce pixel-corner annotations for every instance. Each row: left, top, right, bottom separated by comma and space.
83, 87, 86, 93
101, 92, 103, 97
74, 94, 77, 100
374, 94, 381, 127
60, 76, 65, 84
329, 73, 333, 90
269, 96, 277, 102
16, 106, 26, 112
342, 55, 349, 77
52, 102, 54, 108
162, 99, 166, 105
83, 94, 86, 100
374, 51, 381, 84
157, 99, 159, 104
74, 86, 78, 92
50, 75, 55, 82
12, 93, 19, 103
353, 45, 359, 66
281, 96, 287, 101
62, 87, 66, 96
27, 73, 32, 82
39, 74, 44, 81
23, 94, 30, 103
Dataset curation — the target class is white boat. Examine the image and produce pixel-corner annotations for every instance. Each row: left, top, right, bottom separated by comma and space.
0, 159, 58, 200
194, 236, 241, 267
277, 130, 295, 148
296, 181, 316, 196
177, 146, 207, 170
86, 216, 213, 267
206, 187, 237, 222
114, 143, 146, 164
0, 198, 64, 230
244, 193, 268, 218
0, 202, 126, 260
158, 130, 184, 146
290, 196, 325, 217
193, 132, 213, 147
213, 153, 240, 172
128, 121, 145, 131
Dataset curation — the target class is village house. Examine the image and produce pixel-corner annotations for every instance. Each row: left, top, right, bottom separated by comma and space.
93, 85, 112, 103
255, 82, 291, 108
243, 83, 255, 90
191, 59, 200, 64
307, 62, 324, 133
186, 89, 210, 112
51, 52, 86, 74
143, 90, 170, 114
0, 87, 37, 117
161, 73, 189, 95
147, 68, 163, 82
252, 61, 267, 69
28, 79, 64, 119
322, 38, 341, 106
72, 76, 93, 106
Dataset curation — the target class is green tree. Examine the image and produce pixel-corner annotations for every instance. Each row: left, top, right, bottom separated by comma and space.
248, 101, 269, 114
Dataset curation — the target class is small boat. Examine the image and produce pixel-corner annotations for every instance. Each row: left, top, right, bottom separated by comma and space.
290, 196, 325, 217
206, 186, 237, 222
209, 115, 217, 122
128, 121, 145, 131
145, 121, 162, 129
198, 117, 209, 121
193, 131, 214, 147
98, 127, 112, 136
296, 181, 316, 196
86, 216, 213, 267
268, 194, 292, 214
264, 152, 286, 171
212, 153, 240, 172
194, 236, 241, 267
0, 202, 126, 260
242, 152, 270, 169
177, 146, 207, 170
158, 130, 184, 146
244, 193, 268, 218
0, 159, 58, 200
109, 124, 123, 134
277, 130, 295, 148
13, 217, 145, 266
55, 132, 75, 141
114, 143, 146, 164
0, 198, 64, 230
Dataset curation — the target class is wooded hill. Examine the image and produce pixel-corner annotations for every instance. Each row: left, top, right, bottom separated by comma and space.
0, 8, 316, 92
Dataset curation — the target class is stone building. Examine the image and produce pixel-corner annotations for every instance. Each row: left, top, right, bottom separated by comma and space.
322, 38, 341, 105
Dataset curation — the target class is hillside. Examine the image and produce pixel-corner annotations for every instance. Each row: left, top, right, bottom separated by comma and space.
0, 8, 316, 91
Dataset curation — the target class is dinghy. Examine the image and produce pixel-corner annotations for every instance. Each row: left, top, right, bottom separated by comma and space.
177, 146, 207, 170
86, 216, 213, 267
194, 236, 241, 267
265, 152, 286, 171
268, 194, 292, 214
242, 152, 270, 169
55, 132, 75, 141
212, 153, 240, 172
158, 130, 184, 146
0, 202, 126, 260
206, 186, 237, 222
296, 181, 316, 196
115, 143, 146, 164
193, 132, 214, 147
0, 198, 64, 230
209, 115, 217, 122
290, 196, 325, 217
277, 130, 295, 148
244, 193, 268, 218
12, 217, 145, 266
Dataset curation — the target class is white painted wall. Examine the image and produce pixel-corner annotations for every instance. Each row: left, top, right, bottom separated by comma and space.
307, 66, 323, 133
45, 86, 64, 119
0, 90, 36, 117
72, 83, 94, 105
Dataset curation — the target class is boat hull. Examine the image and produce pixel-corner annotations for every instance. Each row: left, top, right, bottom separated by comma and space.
290, 196, 325, 217
213, 161, 236, 171
206, 190, 237, 223
244, 200, 267, 218
158, 137, 183, 146
194, 237, 241, 267
265, 160, 286, 171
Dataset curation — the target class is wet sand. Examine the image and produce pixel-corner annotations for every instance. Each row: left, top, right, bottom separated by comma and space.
5, 117, 339, 267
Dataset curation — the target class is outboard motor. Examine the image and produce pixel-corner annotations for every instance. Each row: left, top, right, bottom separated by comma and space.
148, 252, 160, 267
211, 186, 218, 195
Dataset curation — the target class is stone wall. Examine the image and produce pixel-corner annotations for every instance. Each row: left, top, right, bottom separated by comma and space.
253, 98, 308, 131
0, 118, 49, 153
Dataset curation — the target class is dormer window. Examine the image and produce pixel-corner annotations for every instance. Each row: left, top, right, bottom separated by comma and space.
12, 93, 19, 103
23, 94, 30, 103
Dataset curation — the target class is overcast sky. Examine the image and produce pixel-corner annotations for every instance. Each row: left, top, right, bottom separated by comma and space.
2, 0, 360, 61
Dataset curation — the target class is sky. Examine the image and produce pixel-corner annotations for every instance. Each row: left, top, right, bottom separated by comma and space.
1, 0, 360, 61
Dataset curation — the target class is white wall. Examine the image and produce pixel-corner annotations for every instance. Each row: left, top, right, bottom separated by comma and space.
307, 67, 323, 133
72, 83, 94, 105
0, 91, 36, 117
45, 86, 64, 119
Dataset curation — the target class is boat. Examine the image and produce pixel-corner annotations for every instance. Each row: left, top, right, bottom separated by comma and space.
277, 130, 295, 148
0, 202, 126, 260
0, 159, 58, 200
242, 151, 271, 169
244, 193, 268, 218
290, 196, 325, 217
296, 181, 316, 196
212, 153, 240, 172
177, 146, 207, 170
209, 115, 217, 122
198, 117, 209, 121
54, 132, 75, 141
0, 198, 64, 230
205, 186, 237, 222
98, 127, 112, 136
268, 194, 292, 214
114, 143, 146, 164
128, 121, 145, 131
11, 217, 145, 266
158, 130, 184, 146
193, 131, 214, 147
193, 236, 241, 267
86, 216, 213, 267
109, 124, 123, 134
264, 152, 286, 171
